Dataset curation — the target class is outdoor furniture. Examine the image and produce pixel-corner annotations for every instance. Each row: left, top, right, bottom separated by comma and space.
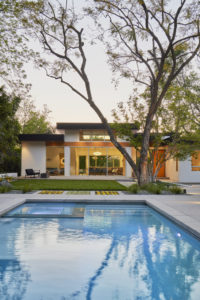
40, 172, 49, 178
25, 169, 40, 178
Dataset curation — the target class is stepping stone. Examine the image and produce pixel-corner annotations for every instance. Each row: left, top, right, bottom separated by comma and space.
66, 191, 91, 195
95, 191, 119, 195
39, 191, 64, 194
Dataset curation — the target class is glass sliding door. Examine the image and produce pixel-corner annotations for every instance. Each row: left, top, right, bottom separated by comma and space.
70, 147, 89, 175
46, 146, 64, 175
107, 148, 124, 175
70, 147, 125, 176
89, 148, 107, 175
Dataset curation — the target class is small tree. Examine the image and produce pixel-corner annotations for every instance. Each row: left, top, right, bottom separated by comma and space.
24, 0, 200, 184
17, 99, 55, 133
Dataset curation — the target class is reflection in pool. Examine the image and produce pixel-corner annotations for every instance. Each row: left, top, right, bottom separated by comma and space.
0, 204, 200, 299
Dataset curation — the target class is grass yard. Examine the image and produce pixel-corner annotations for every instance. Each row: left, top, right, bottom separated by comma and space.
11, 179, 126, 191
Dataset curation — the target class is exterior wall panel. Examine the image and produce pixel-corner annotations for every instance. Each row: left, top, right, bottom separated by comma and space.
64, 130, 79, 142
21, 142, 46, 176
179, 157, 200, 183
165, 158, 179, 182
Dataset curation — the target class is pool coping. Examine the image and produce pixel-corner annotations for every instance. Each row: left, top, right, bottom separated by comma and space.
0, 193, 200, 240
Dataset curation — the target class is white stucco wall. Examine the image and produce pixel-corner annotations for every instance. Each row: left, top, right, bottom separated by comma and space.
64, 147, 70, 176
179, 157, 200, 183
125, 147, 132, 177
21, 142, 46, 176
64, 130, 79, 142
165, 158, 179, 182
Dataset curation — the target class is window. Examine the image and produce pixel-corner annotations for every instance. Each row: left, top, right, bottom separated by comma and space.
80, 130, 110, 141
191, 151, 200, 171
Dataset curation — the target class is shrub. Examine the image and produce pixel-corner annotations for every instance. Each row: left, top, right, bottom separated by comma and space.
0, 186, 12, 193
128, 184, 140, 194
169, 185, 183, 194
141, 183, 162, 194
22, 185, 32, 194
5, 176, 13, 182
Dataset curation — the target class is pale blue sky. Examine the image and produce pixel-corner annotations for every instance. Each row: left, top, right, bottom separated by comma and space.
26, 42, 133, 124
24, 0, 198, 125
25, 0, 133, 125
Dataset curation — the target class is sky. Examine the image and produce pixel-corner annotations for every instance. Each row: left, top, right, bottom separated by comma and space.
26, 43, 133, 125
24, 0, 133, 126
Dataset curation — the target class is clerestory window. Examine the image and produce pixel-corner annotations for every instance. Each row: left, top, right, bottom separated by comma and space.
80, 130, 110, 141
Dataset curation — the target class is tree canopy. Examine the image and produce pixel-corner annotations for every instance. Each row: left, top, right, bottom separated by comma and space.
112, 71, 200, 180
0, 86, 21, 173
17, 99, 55, 134
0, 0, 42, 95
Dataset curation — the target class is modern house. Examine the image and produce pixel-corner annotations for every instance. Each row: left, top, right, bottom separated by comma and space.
19, 122, 200, 183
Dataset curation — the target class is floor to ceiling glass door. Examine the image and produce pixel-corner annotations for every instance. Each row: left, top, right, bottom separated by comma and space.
89, 148, 107, 175
70, 147, 125, 176
46, 146, 64, 175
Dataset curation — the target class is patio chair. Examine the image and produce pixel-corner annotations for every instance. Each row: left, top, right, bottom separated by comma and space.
25, 169, 40, 178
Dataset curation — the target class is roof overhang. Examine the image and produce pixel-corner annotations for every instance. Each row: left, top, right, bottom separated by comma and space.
19, 134, 64, 142
56, 122, 138, 130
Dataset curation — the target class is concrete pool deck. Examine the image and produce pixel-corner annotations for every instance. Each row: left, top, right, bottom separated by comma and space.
0, 192, 200, 239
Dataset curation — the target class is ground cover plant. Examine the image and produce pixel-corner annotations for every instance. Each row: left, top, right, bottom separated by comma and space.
11, 179, 126, 191
128, 182, 184, 195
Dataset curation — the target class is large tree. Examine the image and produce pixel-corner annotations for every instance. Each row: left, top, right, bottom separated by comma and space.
0, 86, 21, 173
24, 0, 200, 184
112, 72, 200, 181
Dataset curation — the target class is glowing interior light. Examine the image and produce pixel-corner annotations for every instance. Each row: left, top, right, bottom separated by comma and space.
93, 152, 102, 156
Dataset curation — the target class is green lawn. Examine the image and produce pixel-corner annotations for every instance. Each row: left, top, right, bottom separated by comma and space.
11, 179, 126, 191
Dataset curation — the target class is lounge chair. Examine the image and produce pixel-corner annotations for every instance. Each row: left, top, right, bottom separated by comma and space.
25, 169, 40, 178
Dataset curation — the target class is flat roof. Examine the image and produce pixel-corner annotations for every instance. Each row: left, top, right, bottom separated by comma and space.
56, 122, 138, 130
19, 134, 64, 142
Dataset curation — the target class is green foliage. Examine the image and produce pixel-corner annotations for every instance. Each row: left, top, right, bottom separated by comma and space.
0, 185, 12, 193
112, 71, 200, 182
128, 181, 183, 194
22, 109, 54, 134
0, 0, 42, 93
141, 183, 162, 194
169, 186, 183, 194
128, 184, 139, 194
0, 86, 21, 173
22, 184, 32, 193
17, 96, 54, 134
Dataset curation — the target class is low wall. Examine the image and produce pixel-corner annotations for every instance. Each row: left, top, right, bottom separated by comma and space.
0, 173, 18, 178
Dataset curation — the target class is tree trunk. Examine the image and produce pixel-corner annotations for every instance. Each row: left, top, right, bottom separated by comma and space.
138, 110, 155, 185
138, 160, 149, 185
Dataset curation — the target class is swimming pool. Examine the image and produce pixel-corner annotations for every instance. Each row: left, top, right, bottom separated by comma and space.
0, 203, 200, 299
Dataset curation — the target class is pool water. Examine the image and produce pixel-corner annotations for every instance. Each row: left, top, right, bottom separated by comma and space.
0, 203, 200, 300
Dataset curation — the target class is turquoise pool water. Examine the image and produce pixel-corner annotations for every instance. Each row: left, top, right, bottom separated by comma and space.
1, 203, 200, 299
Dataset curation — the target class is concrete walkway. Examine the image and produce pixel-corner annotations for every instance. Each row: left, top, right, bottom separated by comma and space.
0, 192, 200, 239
